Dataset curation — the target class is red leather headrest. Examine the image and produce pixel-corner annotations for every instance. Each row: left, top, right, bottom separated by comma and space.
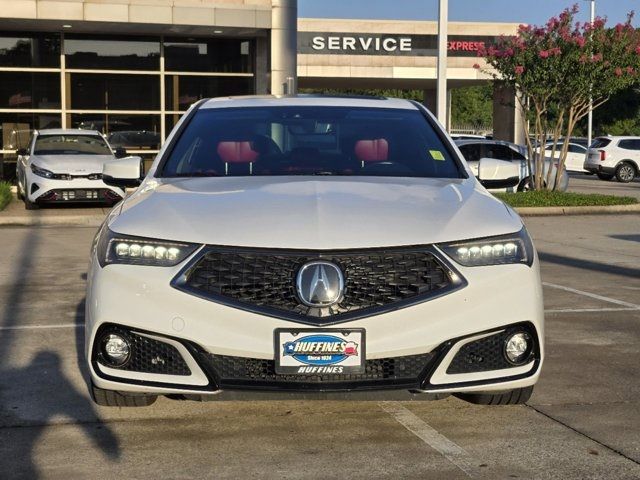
354, 139, 388, 162
217, 141, 259, 164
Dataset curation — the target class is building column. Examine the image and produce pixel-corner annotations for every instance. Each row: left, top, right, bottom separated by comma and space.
255, 36, 270, 95
424, 88, 451, 130
271, 0, 297, 95
493, 84, 525, 144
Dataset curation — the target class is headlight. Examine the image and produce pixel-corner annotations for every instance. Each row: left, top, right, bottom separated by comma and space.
438, 227, 534, 267
96, 227, 200, 267
31, 164, 54, 179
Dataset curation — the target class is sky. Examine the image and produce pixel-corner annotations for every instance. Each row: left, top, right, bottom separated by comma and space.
299, 0, 640, 26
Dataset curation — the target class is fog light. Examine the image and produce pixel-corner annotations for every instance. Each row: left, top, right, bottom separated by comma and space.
101, 333, 131, 366
504, 332, 532, 365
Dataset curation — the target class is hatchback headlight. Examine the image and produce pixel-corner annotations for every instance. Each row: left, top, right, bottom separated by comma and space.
438, 227, 534, 267
31, 164, 54, 179
96, 227, 200, 267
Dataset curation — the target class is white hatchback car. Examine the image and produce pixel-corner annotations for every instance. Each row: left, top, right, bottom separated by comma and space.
16, 129, 130, 209
86, 96, 544, 407
585, 136, 640, 182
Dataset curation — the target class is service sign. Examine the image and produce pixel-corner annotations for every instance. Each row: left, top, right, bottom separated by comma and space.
298, 32, 496, 57
275, 329, 365, 375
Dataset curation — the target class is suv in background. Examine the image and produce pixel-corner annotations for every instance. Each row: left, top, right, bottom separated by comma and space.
585, 136, 639, 183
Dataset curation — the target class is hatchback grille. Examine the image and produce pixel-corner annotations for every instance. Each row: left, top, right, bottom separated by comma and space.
175, 247, 459, 324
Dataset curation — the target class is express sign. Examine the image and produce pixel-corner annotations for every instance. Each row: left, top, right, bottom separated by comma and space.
298, 32, 495, 57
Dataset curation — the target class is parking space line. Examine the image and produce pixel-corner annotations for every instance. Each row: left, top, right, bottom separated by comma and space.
543, 282, 640, 309
0, 323, 83, 331
379, 402, 479, 478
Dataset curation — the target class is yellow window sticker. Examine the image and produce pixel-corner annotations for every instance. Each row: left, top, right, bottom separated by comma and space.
430, 150, 445, 161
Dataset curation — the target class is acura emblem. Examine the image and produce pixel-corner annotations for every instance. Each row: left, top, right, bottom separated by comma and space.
296, 261, 344, 307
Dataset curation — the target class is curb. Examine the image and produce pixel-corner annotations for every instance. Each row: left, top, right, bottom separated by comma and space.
515, 203, 640, 216
0, 215, 105, 227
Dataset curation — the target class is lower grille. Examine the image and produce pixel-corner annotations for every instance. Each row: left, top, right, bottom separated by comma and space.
197, 352, 434, 390
97, 329, 191, 376
177, 246, 460, 325
447, 330, 523, 374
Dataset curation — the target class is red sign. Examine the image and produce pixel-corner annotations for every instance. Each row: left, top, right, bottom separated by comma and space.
447, 41, 485, 52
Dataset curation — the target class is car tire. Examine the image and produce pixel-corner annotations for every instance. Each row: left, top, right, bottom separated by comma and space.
91, 383, 158, 407
454, 386, 533, 406
24, 195, 39, 210
615, 162, 636, 183
596, 172, 614, 181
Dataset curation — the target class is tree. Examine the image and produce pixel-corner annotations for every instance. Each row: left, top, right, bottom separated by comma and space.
478, 5, 640, 190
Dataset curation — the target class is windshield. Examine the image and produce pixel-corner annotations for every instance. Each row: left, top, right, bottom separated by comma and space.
34, 134, 112, 155
160, 106, 463, 178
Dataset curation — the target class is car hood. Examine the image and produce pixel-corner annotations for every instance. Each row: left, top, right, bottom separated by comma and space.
31, 154, 114, 174
110, 176, 522, 249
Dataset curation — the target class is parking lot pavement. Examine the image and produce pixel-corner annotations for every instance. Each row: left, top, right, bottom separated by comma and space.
568, 172, 640, 200
0, 215, 639, 479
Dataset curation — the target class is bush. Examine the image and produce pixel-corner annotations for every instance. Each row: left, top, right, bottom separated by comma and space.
0, 181, 11, 211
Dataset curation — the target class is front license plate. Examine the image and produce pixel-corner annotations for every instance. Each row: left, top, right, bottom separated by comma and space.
275, 328, 366, 375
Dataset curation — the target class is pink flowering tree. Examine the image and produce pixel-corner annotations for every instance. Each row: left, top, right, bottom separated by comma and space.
479, 5, 640, 190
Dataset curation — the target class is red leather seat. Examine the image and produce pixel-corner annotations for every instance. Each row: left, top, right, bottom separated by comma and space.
217, 141, 259, 164
354, 138, 389, 162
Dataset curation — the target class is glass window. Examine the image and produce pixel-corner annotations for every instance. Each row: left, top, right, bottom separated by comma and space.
69, 74, 160, 110
590, 138, 611, 148
165, 75, 254, 111
485, 144, 514, 161
618, 139, 640, 150
567, 144, 586, 154
164, 38, 252, 73
34, 134, 112, 155
0, 72, 60, 109
0, 34, 60, 67
70, 114, 160, 143
65, 37, 160, 70
160, 106, 463, 179
457, 143, 483, 162
0, 112, 61, 150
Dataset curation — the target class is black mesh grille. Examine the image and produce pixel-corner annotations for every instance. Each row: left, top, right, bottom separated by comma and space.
97, 329, 191, 376
446, 330, 531, 374
179, 247, 454, 323
200, 352, 433, 389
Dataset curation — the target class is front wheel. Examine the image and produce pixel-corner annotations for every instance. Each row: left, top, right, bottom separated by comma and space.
615, 162, 636, 183
91, 383, 157, 407
455, 386, 534, 405
24, 195, 39, 210
596, 172, 614, 181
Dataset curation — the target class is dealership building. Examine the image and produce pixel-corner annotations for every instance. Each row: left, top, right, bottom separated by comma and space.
0, 0, 520, 177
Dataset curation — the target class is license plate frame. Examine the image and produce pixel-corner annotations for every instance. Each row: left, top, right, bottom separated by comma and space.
274, 328, 366, 375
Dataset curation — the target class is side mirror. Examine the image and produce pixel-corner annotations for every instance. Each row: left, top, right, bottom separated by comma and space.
477, 157, 520, 189
114, 147, 128, 159
16, 148, 28, 156
103, 156, 143, 189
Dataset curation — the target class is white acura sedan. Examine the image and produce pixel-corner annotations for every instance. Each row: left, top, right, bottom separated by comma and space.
16, 129, 129, 209
86, 96, 544, 407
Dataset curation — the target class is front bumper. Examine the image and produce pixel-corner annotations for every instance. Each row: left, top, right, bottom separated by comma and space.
85, 251, 545, 396
27, 175, 124, 204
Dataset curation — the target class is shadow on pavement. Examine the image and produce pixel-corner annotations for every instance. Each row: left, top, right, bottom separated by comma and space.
609, 234, 640, 244
538, 251, 640, 279
0, 228, 120, 479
